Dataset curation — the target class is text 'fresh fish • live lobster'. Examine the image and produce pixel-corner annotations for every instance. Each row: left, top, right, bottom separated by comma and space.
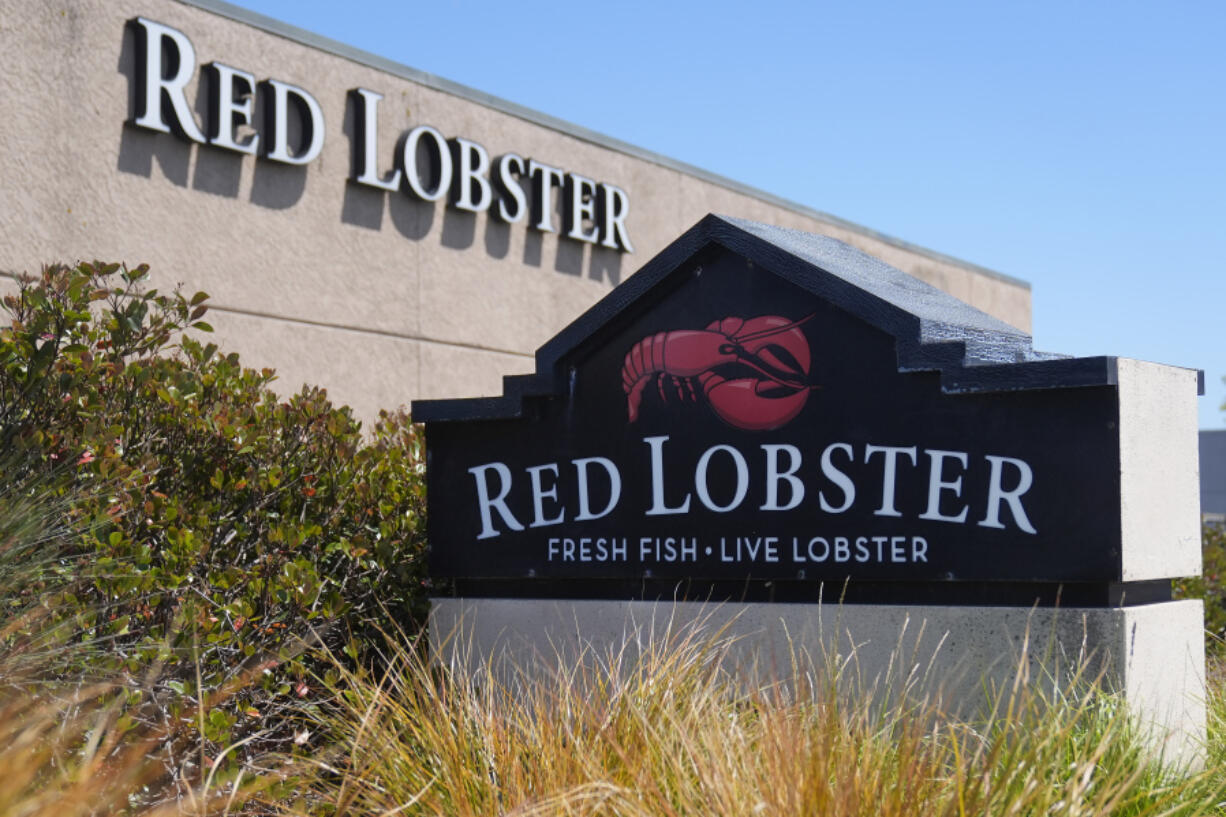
620, 314, 818, 432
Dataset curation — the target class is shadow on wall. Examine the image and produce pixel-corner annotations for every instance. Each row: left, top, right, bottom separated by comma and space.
114, 20, 622, 285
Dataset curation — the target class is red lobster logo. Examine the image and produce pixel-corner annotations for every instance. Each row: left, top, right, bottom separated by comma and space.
621, 314, 817, 431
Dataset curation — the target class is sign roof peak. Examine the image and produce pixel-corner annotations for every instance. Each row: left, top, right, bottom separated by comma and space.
414, 215, 1119, 423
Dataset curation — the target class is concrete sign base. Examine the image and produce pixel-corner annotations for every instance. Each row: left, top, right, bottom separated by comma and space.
430, 597, 1206, 767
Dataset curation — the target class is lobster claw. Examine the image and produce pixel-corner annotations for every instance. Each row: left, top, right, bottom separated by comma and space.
702, 375, 810, 432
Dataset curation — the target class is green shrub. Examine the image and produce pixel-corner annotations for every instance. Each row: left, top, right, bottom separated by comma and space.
0, 261, 428, 758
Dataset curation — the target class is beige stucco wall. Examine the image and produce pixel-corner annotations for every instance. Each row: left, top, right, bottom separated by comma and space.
0, 0, 1031, 421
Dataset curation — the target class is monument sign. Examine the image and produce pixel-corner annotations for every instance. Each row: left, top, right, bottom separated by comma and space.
414, 215, 1205, 763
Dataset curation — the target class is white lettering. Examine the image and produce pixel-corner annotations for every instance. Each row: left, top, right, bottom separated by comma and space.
566, 172, 600, 243
468, 462, 524, 540
572, 456, 622, 521
401, 125, 452, 201
452, 137, 492, 212
865, 444, 917, 517
918, 449, 969, 523
761, 444, 804, 511
979, 455, 1037, 534
644, 436, 691, 516
526, 463, 564, 528
819, 442, 856, 513
494, 153, 527, 223
528, 159, 565, 232
695, 444, 749, 512
132, 17, 205, 142
351, 88, 402, 191
599, 183, 634, 252
207, 62, 258, 155
264, 79, 324, 165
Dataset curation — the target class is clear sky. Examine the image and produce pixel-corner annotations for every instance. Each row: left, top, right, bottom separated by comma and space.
228, 0, 1225, 429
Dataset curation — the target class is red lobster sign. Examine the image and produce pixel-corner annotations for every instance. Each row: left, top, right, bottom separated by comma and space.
621, 314, 817, 432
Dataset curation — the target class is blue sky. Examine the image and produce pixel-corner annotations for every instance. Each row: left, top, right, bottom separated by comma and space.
229, 0, 1226, 429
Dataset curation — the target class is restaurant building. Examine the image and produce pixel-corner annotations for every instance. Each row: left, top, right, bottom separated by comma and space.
0, 0, 1031, 421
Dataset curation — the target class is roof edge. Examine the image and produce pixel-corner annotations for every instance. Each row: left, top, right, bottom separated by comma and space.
175, 0, 1029, 291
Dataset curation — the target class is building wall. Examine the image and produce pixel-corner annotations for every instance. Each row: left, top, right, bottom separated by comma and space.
0, 0, 1032, 421
1201, 430, 1226, 524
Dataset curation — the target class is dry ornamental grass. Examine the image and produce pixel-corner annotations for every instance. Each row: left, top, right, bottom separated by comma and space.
292, 619, 1226, 817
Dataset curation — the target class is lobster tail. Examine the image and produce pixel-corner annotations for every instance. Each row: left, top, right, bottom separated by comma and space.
622, 329, 734, 422
622, 331, 665, 422
626, 377, 649, 422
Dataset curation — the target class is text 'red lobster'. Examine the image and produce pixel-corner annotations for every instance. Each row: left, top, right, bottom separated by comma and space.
621, 314, 817, 432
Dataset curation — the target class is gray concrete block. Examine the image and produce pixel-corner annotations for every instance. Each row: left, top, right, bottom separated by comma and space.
430, 597, 1206, 767
1117, 358, 1202, 580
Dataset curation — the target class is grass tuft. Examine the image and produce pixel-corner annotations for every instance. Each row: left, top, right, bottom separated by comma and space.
3, 470, 1225, 815
0, 466, 275, 816
296, 619, 1226, 817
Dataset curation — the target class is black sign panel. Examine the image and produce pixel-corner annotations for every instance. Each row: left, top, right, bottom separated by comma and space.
415, 216, 1137, 601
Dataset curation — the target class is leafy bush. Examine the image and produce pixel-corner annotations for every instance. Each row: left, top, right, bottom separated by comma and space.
0, 261, 428, 758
